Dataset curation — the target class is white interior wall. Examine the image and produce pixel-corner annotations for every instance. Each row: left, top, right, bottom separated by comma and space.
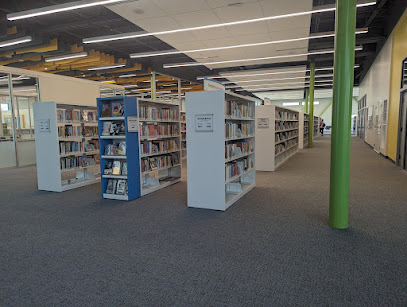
359, 35, 392, 152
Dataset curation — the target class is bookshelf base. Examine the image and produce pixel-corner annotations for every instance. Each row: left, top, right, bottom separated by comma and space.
141, 178, 181, 196
225, 183, 255, 210
103, 193, 129, 201
60, 178, 100, 192
275, 147, 299, 171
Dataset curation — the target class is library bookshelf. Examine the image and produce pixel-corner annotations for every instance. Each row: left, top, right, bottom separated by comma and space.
33, 102, 100, 192
186, 90, 256, 211
180, 110, 187, 160
255, 105, 299, 171
313, 116, 320, 138
301, 112, 310, 149
98, 96, 181, 201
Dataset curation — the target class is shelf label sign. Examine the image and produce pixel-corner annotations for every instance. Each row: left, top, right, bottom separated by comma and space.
39, 119, 50, 132
203, 78, 225, 91
127, 117, 138, 132
195, 114, 213, 132
257, 118, 269, 129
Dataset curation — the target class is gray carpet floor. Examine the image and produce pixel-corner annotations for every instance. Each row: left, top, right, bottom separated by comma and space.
0, 136, 406, 306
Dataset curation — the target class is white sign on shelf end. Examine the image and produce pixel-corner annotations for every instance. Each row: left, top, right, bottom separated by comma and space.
257, 118, 269, 129
195, 114, 213, 132
39, 119, 50, 132
127, 116, 138, 132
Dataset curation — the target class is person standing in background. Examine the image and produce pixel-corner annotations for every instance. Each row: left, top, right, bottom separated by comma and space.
320, 119, 326, 136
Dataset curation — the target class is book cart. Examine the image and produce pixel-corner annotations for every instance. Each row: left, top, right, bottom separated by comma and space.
98, 96, 181, 201
186, 90, 256, 211
33, 102, 100, 192
255, 105, 300, 171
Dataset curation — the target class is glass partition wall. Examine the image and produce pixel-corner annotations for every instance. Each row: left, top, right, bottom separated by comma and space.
0, 72, 39, 169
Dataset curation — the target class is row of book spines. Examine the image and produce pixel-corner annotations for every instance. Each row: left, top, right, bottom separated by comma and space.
59, 141, 84, 154
275, 139, 298, 153
225, 123, 255, 139
275, 122, 299, 130
139, 124, 179, 137
140, 140, 178, 155
225, 101, 255, 118
275, 131, 298, 142
60, 155, 98, 170
276, 111, 299, 121
139, 107, 179, 121
225, 141, 254, 159
225, 156, 254, 180
141, 154, 179, 173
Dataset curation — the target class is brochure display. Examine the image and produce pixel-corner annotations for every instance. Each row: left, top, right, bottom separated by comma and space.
186, 90, 256, 211
98, 96, 181, 201
255, 105, 299, 171
33, 102, 100, 192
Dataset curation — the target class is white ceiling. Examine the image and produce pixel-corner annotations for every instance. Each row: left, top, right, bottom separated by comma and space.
108, 0, 313, 70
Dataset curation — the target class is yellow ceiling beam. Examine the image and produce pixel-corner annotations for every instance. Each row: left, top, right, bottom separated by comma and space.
16, 38, 58, 55
7, 26, 17, 35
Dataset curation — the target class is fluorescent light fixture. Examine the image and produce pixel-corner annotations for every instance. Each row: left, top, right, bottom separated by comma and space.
0, 76, 30, 82
237, 83, 333, 92
45, 51, 88, 62
7, 0, 128, 21
119, 74, 137, 78
100, 80, 115, 83
197, 65, 360, 80
88, 64, 125, 71
0, 36, 32, 48
163, 83, 178, 87
129, 29, 368, 59
131, 89, 150, 92
83, 1, 375, 44
283, 102, 300, 106
124, 84, 138, 88
156, 91, 172, 94
224, 74, 334, 85
301, 101, 320, 105
181, 87, 192, 90
233, 80, 334, 89
164, 47, 363, 68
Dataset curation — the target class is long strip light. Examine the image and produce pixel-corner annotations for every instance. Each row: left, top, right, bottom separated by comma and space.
227, 80, 334, 89
88, 64, 125, 71
45, 51, 88, 62
119, 74, 137, 78
130, 29, 367, 59
231, 80, 334, 89
0, 36, 32, 48
197, 65, 360, 80
163, 47, 363, 68
236, 83, 334, 92
7, 0, 127, 21
83, 0, 376, 44
224, 74, 334, 85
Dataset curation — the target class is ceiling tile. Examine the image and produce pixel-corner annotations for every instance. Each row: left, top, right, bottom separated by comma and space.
171, 10, 222, 27
108, 0, 167, 22
213, 2, 264, 22
205, 0, 259, 9
259, 0, 312, 15
152, 0, 210, 15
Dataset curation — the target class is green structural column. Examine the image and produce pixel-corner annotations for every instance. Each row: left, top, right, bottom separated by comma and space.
305, 89, 309, 113
329, 0, 357, 229
308, 63, 315, 148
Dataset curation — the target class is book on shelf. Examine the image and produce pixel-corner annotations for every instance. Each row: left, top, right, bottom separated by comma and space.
104, 142, 126, 156
121, 162, 128, 176
139, 106, 179, 121
140, 139, 178, 156
112, 161, 121, 175
225, 139, 254, 160
104, 161, 113, 175
102, 121, 125, 136
106, 179, 117, 194
82, 110, 97, 122
101, 104, 111, 117
225, 100, 254, 119
139, 123, 179, 138
111, 102, 124, 117
225, 122, 254, 139
115, 180, 127, 195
